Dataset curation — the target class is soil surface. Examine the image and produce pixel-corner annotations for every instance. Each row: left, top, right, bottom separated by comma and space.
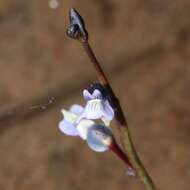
0, 1, 190, 190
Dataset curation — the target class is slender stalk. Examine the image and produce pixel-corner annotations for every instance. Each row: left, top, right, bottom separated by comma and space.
81, 40, 156, 190
110, 139, 135, 176
66, 8, 156, 190
81, 41, 108, 86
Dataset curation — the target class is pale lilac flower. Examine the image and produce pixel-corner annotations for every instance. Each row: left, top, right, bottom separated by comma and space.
59, 85, 115, 152
76, 89, 114, 126
58, 100, 134, 171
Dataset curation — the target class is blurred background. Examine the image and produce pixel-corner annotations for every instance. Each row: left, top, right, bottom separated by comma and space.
0, 0, 189, 190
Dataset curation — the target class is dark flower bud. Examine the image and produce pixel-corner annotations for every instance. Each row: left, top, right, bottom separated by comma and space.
66, 8, 88, 41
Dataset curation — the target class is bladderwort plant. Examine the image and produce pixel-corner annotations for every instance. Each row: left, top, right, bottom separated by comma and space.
59, 8, 157, 190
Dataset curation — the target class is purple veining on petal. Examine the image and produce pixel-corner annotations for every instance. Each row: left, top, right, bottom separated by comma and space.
76, 100, 102, 123
76, 98, 114, 125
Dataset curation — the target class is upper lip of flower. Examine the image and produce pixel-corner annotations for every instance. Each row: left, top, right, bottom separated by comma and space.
74, 88, 114, 125
83, 89, 103, 100
75, 98, 114, 126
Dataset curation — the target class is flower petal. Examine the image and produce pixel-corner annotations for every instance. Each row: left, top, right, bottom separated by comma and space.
59, 119, 79, 136
102, 100, 114, 121
70, 104, 84, 115
76, 99, 114, 125
76, 99, 103, 123
76, 119, 95, 140
92, 89, 103, 99
83, 89, 93, 101
61, 109, 78, 123
85, 99, 102, 119
86, 124, 113, 152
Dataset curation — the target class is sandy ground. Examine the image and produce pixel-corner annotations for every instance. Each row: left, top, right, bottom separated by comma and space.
0, 0, 190, 190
